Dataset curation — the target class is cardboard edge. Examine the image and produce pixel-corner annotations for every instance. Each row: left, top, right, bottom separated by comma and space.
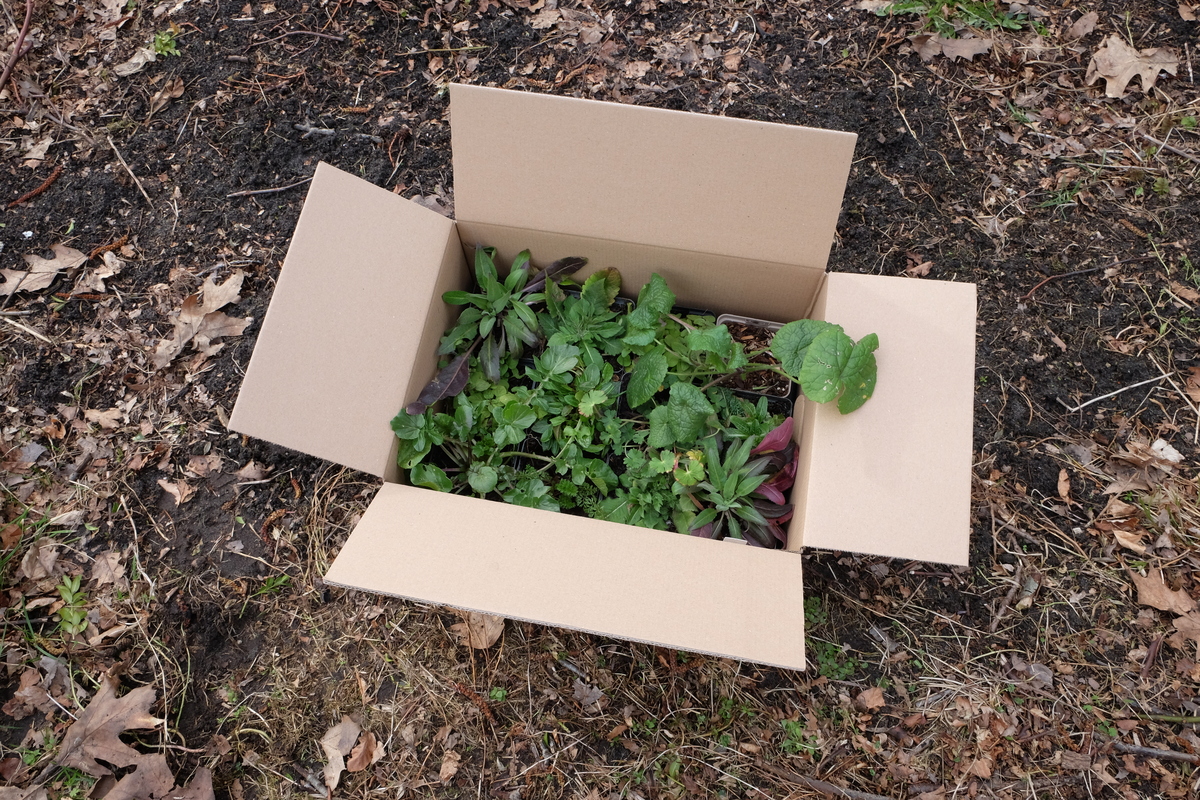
785, 274, 830, 553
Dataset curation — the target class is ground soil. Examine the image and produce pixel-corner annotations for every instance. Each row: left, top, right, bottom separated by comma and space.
2, 0, 1200, 798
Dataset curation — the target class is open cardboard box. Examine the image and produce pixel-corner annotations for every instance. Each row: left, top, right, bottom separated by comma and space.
229, 85, 976, 670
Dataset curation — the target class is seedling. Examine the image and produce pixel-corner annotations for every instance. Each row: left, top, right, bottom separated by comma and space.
55, 575, 89, 636
152, 27, 181, 57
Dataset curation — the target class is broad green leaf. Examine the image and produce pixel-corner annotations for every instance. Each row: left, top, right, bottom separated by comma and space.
772, 319, 839, 377
390, 411, 426, 440
674, 456, 705, 486
474, 246, 498, 286
647, 406, 675, 448
511, 249, 531, 274
687, 325, 734, 358
666, 382, 714, 445
586, 459, 618, 494
689, 507, 719, 531
627, 349, 668, 408
637, 273, 675, 317
539, 344, 580, 376
798, 328, 854, 404
396, 437, 430, 469
411, 463, 452, 492
438, 307, 482, 354
647, 451, 675, 474
621, 326, 657, 347
582, 268, 622, 308
578, 389, 611, 417
467, 464, 498, 494
511, 299, 539, 332
837, 333, 879, 414
442, 290, 479, 306
499, 401, 537, 429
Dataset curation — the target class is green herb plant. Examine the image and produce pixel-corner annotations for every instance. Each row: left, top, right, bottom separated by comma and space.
393, 248, 879, 548
55, 575, 88, 636
152, 26, 181, 57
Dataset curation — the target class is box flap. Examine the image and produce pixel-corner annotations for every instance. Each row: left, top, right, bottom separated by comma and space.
229, 163, 463, 478
450, 84, 857, 271
796, 274, 976, 565
326, 484, 808, 670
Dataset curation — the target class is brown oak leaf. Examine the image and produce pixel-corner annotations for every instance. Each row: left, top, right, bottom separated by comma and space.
320, 716, 362, 792
1085, 35, 1178, 98
1130, 570, 1197, 615
53, 677, 161, 776
346, 730, 384, 772
151, 271, 251, 370
449, 611, 504, 649
1, 244, 87, 296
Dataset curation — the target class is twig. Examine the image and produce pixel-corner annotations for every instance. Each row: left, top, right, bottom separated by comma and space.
0, 315, 53, 344
755, 761, 893, 800
1135, 714, 1200, 723
397, 45, 488, 56
1020, 266, 1103, 302
989, 560, 1023, 634
1140, 131, 1200, 164
226, 176, 313, 198
8, 165, 63, 208
1146, 353, 1200, 446
1058, 375, 1168, 413
108, 137, 153, 207
0, 0, 33, 94
1113, 741, 1200, 764
248, 30, 346, 48
1140, 634, 1164, 680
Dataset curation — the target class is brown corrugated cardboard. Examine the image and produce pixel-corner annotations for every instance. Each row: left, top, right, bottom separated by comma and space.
230, 85, 977, 670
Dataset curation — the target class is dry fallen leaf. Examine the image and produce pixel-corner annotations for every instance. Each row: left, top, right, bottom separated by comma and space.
1131, 570, 1197, 615
345, 730, 384, 772
54, 677, 161, 776
113, 47, 157, 77
572, 679, 605, 707
911, 33, 992, 63
92, 551, 127, 589
854, 686, 886, 711
1057, 469, 1071, 503
439, 750, 461, 783
1180, 3, 1196, 21
85, 408, 122, 430
449, 610, 505, 649
1, 668, 53, 720
1066, 10, 1098, 39
148, 77, 184, 116
18, 539, 59, 581
320, 716, 362, 792
1, 244, 88, 296
1186, 367, 1200, 405
1085, 35, 1179, 98
151, 270, 251, 369
157, 479, 196, 507
235, 460, 270, 481
22, 136, 53, 168
1113, 529, 1147, 554
73, 252, 124, 295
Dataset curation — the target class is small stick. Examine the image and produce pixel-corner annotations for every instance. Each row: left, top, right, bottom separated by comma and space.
1058, 375, 1167, 413
0, 0, 34, 93
249, 30, 346, 48
1140, 131, 1200, 164
1140, 634, 1163, 680
226, 176, 313, 198
108, 137, 153, 207
1146, 352, 1200, 445
1, 315, 53, 344
294, 122, 335, 137
1136, 714, 1200, 724
989, 560, 1023, 634
1113, 741, 1200, 764
8, 165, 63, 208
755, 761, 893, 800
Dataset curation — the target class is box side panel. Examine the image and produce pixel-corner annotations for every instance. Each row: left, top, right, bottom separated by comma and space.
456, 221, 824, 324
784, 276, 830, 553
229, 163, 459, 479
450, 84, 857, 271
799, 274, 976, 565
326, 484, 807, 669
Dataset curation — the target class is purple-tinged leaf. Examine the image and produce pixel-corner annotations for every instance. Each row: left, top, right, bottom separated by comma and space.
522, 256, 588, 295
405, 352, 472, 415
755, 482, 788, 505
690, 522, 716, 539
751, 417, 794, 455
767, 521, 788, 545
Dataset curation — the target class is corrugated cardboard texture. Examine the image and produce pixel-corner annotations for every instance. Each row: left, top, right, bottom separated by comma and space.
797, 273, 976, 565
326, 483, 808, 669
455, 222, 825, 323
450, 84, 857, 270
229, 163, 461, 478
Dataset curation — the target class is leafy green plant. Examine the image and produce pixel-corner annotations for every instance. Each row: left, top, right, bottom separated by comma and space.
780, 719, 820, 756
152, 27, 181, 57
55, 575, 89, 635
877, 0, 1029, 38
391, 252, 878, 550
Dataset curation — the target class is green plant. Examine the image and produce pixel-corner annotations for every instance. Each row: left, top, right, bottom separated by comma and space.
1152, 176, 1171, 197
878, 0, 1029, 37
804, 596, 829, 626
810, 640, 860, 680
152, 27, 180, 56
780, 719, 820, 756
55, 575, 89, 635
488, 687, 508, 701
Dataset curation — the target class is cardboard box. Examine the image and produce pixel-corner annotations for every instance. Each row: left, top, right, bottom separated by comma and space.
230, 85, 976, 670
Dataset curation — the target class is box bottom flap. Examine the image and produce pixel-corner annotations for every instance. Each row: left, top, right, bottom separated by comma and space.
325, 483, 807, 670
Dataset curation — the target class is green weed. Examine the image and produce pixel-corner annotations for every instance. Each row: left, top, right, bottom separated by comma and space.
780, 719, 820, 756
152, 27, 180, 56
877, 0, 1030, 38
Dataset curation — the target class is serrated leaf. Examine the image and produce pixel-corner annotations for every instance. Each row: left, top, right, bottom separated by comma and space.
773, 319, 839, 377
837, 333, 879, 414
582, 267, 622, 308
687, 325, 734, 358
627, 349, 668, 407
629, 273, 675, 329
539, 344, 580, 375
667, 382, 714, 445
798, 328, 854, 403
467, 464, 498, 494
53, 676, 161, 777
411, 463, 453, 492
621, 326, 657, 347
647, 406, 675, 448
405, 352, 472, 415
